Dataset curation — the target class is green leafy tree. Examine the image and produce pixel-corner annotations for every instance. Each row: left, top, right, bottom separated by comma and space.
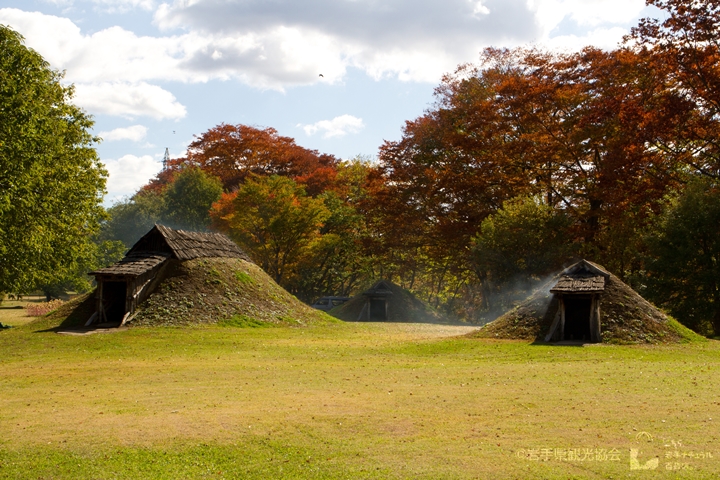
211, 175, 330, 285
100, 191, 165, 249
644, 178, 720, 335
0, 25, 107, 293
472, 196, 576, 314
100, 168, 223, 249
37, 239, 125, 300
163, 167, 223, 231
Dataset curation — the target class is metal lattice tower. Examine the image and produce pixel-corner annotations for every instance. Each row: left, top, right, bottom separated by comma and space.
163, 148, 170, 171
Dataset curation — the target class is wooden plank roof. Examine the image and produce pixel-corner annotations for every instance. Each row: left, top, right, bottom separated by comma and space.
550, 259, 610, 294
550, 275, 606, 293
127, 224, 249, 261
89, 253, 169, 277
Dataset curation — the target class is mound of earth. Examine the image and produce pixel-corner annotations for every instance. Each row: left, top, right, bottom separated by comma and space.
471, 272, 702, 344
329, 280, 455, 324
128, 257, 333, 327
29, 258, 333, 330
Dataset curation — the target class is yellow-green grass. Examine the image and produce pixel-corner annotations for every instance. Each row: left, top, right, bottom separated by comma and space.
0, 297, 48, 327
0, 317, 718, 479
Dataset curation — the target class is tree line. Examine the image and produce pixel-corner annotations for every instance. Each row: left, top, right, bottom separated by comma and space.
3, 0, 720, 335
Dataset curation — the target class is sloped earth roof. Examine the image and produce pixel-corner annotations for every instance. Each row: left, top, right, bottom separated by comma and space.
38, 257, 335, 330
471, 262, 702, 344
129, 257, 332, 327
330, 279, 455, 324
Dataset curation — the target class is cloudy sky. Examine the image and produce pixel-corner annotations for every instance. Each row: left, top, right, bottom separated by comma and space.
1, 0, 660, 203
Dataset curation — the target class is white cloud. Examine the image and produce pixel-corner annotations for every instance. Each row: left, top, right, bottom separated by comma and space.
98, 125, 148, 142
543, 27, 630, 52
534, 0, 646, 28
300, 115, 365, 139
73, 82, 186, 120
92, 0, 156, 13
102, 154, 163, 198
0, 0, 651, 99
153, 0, 540, 85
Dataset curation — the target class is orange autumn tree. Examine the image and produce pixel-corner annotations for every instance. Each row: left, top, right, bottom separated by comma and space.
211, 175, 330, 286
371, 45, 688, 315
632, 0, 720, 178
485, 47, 687, 273
181, 124, 339, 196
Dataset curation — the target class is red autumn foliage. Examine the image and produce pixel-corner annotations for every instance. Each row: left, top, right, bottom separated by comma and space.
183, 124, 339, 195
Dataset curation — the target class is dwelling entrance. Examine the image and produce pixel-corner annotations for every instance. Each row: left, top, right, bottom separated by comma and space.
563, 296, 592, 341
102, 281, 127, 323
369, 298, 387, 321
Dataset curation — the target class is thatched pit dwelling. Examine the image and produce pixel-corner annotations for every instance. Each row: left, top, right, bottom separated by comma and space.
545, 259, 608, 342
330, 279, 452, 324
88, 225, 248, 326
473, 259, 700, 344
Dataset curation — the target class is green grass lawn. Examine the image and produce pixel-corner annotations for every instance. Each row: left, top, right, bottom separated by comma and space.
0, 317, 718, 479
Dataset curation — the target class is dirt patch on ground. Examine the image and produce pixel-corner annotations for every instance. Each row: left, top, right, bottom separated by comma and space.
472, 274, 703, 344
129, 257, 333, 327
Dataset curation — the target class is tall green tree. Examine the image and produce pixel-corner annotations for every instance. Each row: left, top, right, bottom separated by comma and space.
0, 25, 107, 293
163, 167, 223, 231
644, 178, 720, 336
472, 196, 576, 314
100, 190, 165, 249
100, 168, 223, 249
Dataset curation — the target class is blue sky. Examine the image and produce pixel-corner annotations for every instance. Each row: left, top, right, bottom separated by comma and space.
0, 0, 660, 203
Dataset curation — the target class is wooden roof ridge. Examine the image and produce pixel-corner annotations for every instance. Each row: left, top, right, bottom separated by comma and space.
550, 259, 610, 294
362, 279, 394, 296
128, 224, 250, 261
561, 259, 610, 278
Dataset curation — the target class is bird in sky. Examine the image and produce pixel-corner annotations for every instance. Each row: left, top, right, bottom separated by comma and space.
319, 74, 324, 77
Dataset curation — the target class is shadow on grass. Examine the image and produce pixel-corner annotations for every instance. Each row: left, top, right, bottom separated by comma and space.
529, 339, 590, 347
31, 293, 98, 333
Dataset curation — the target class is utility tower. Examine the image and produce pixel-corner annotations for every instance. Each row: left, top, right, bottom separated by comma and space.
163, 147, 170, 171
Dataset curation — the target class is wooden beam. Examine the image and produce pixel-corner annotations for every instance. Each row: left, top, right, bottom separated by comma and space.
591, 295, 602, 342
357, 302, 368, 322
559, 296, 565, 341
96, 281, 104, 324
544, 301, 563, 342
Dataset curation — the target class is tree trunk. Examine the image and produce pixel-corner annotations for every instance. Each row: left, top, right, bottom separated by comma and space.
586, 198, 603, 243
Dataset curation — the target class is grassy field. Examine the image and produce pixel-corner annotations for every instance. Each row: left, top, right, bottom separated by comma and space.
0, 310, 719, 479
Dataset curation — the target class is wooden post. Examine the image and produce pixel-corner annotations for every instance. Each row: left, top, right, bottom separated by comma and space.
589, 295, 597, 342
125, 279, 133, 320
96, 280, 104, 324
544, 304, 563, 342
559, 296, 565, 341
357, 302, 368, 322
593, 295, 602, 342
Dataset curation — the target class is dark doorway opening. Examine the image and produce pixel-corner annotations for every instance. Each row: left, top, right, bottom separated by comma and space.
564, 296, 592, 341
103, 281, 127, 324
369, 298, 387, 320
